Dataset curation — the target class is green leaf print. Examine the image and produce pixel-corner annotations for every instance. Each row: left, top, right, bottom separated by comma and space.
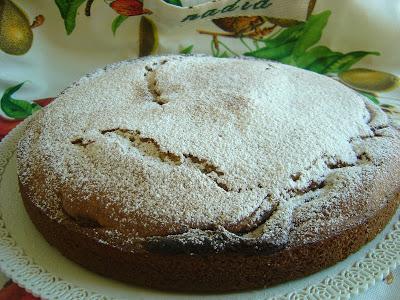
295, 46, 342, 69
239, 11, 379, 76
112, 15, 129, 35
261, 23, 305, 49
217, 51, 230, 58
1, 82, 40, 120
324, 51, 380, 74
54, 0, 69, 19
164, 0, 183, 6
292, 11, 331, 57
180, 45, 194, 54
243, 12, 333, 66
244, 41, 296, 60
55, 0, 87, 34
306, 54, 344, 74
360, 92, 380, 105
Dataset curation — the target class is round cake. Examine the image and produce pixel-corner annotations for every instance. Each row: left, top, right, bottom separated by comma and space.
17, 55, 400, 292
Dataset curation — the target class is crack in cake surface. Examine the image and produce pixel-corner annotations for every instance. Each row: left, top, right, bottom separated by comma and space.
145, 63, 168, 105
108, 128, 181, 165
71, 138, 94, 148
98, 128, 229, 191
68, 126, 382, 237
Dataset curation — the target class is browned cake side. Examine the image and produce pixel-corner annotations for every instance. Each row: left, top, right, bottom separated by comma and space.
21, 183, 399, 292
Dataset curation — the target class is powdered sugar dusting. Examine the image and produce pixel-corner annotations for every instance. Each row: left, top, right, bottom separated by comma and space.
17, 55, 400, 247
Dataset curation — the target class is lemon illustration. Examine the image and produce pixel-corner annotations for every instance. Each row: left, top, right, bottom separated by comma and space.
139, 16, 158, 57
0, 0, 33, 55
339, 68, 400, 93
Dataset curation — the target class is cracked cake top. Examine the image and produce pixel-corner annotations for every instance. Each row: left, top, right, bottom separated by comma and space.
17, 55, 400, 248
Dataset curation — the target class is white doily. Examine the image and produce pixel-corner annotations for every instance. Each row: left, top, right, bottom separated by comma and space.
0, 121, 399, 300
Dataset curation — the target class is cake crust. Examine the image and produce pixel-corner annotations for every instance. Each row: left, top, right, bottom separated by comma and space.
20, 182, 399, 291
17, 55, 400, 291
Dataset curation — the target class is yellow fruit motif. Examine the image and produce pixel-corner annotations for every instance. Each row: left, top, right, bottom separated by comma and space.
139, 16, 158, 57
339, 68, 400, 93
0, 0, 33, 55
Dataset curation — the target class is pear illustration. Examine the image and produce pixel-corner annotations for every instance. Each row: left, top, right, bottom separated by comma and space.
139, 16, 158, 57
0, 0, 33, 55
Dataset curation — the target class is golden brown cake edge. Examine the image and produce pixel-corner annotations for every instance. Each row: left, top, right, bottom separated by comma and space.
20, 178, 399, 292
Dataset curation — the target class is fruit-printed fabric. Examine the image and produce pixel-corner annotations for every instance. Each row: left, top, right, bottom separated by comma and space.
0, 0, 399, 296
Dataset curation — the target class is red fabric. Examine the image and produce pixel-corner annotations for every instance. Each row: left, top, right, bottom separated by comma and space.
0, 283, 39, 300
33, 98, 54, 107
0, 98, 54, 141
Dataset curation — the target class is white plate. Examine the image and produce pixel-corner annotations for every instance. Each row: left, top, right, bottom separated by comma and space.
0, 121, 399, 300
